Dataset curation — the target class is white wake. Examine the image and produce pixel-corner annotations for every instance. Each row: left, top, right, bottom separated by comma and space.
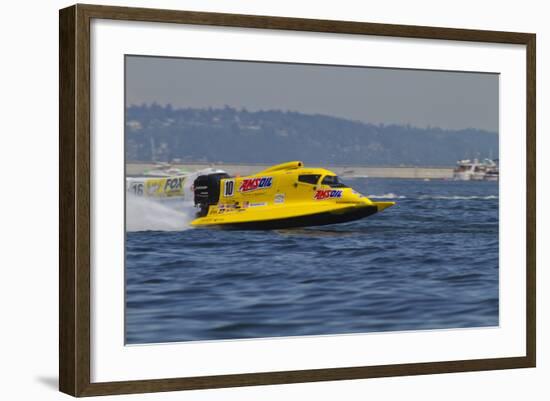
368, 193, 407, 199
417, 195, 498, 200
125, 194, 196, 232
125, 169, 220, 232
367, 193, 498, 200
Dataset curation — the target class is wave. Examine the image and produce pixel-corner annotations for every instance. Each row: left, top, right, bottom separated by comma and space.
417, 195, 498, 200
368, 193, 407, 199
368, 193, 498, 200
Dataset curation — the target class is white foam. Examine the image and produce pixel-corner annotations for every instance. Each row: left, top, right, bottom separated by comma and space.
125, 168, 227, 232
368, 193, 498, 200
417, 195, 498, 200
125, 194, 195, 232
368, 193, 407, 199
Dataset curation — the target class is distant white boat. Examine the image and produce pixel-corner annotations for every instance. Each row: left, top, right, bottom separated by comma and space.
142, 162, 189, 177
341, 169, 368, 179
453, 158, 498, 181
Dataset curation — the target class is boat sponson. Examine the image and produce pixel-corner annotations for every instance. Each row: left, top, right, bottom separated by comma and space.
214, 205, 379, 230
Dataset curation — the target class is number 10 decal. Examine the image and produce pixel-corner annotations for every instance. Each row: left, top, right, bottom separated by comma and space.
223, 179, 235, 197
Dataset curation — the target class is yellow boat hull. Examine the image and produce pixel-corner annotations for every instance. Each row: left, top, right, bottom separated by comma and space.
192, 201, 394, 230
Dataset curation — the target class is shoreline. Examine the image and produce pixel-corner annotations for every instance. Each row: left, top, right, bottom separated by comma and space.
126, 162, 454, 179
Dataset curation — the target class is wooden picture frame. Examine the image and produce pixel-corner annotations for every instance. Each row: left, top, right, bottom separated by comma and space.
59, 3, 536, 397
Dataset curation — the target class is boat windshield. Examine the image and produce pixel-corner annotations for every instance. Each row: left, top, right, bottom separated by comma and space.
298, 174, 321, 185
321, 175, 348, 188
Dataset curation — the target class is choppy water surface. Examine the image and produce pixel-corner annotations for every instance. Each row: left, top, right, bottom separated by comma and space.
125, 178, 498, 344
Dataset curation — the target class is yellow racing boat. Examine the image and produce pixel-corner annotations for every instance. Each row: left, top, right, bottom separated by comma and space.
191, 161, 394, 229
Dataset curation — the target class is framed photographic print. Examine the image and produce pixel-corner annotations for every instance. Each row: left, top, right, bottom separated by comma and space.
59, 4, 536, 397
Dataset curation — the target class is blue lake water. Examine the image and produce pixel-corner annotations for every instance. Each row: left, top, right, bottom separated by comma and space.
125, 178, 499, 344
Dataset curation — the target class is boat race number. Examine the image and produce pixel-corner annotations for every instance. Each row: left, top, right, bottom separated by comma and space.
129, 182, 143, 196
224, 179, 235, 197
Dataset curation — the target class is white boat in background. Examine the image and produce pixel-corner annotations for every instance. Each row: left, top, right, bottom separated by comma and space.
142, 162, 190, 177
126, 167, 227, 199
453, 158, 499, 181
341, 169, 369, 179
484, 160, 499, 181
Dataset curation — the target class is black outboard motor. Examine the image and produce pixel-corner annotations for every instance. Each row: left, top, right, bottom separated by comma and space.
193, 173, 230, 216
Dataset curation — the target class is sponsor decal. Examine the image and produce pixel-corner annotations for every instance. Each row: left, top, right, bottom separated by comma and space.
314, 189, 343, 200
243, 201, 267, 209
163, 177, 184, 192
152, 176, 185, 197
218, 203, 239, 213
239, 177, 273, 192
274, 193, 285, 204
128, 176, 186, 197
146, 183, 161, 195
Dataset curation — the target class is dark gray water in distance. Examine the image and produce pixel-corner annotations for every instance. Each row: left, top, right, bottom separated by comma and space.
125, 178, 499, 344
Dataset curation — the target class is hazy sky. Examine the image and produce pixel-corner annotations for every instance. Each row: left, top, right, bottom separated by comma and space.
126, 56, 498, 132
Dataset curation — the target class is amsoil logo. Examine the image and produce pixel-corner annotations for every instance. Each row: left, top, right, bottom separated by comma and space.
239, 177, 273, 192
314, 189, 343, 200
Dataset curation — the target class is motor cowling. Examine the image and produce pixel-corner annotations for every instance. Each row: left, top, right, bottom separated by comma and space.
193, 173, 230, 215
